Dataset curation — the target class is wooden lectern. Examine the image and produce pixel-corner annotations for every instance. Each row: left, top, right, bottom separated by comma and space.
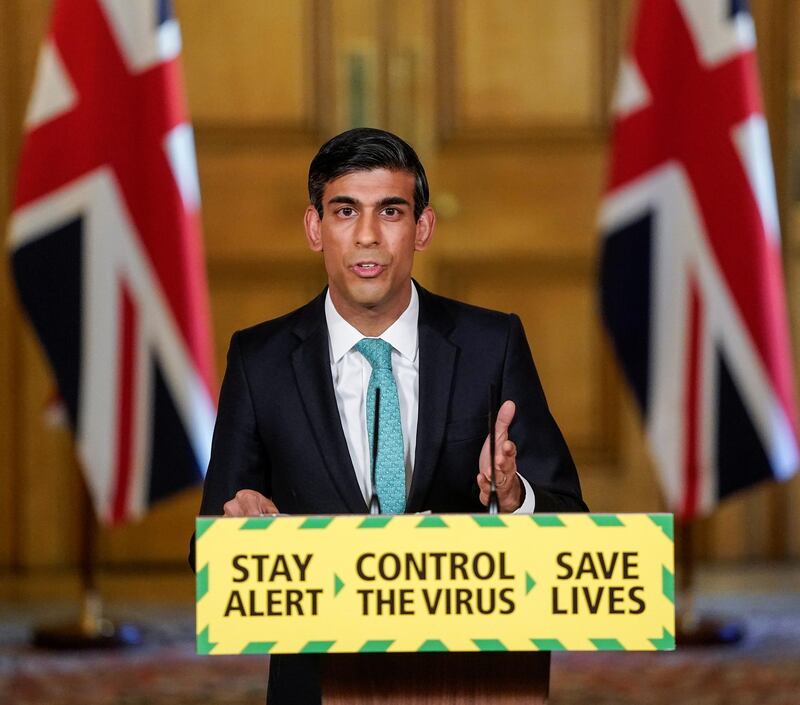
322, 652, 550, 704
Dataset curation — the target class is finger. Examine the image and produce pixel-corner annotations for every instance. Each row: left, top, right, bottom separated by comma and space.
495, 443, 517, 474
495, 441, 516, 468
494, 400, 516, 440
478, 433, 491, 470
223, 499, 243, 517
493, 471, 514, 493
258, 496, 280, 514
235, 489, 267, 516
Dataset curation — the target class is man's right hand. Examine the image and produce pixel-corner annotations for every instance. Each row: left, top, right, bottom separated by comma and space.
223, 490, 280, 516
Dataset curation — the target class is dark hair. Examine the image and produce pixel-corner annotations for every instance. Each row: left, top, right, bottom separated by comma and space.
308, 128, 429, 221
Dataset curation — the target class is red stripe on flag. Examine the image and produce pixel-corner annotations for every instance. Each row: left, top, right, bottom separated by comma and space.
682, 278, 703, 519
111, 287, 137, 524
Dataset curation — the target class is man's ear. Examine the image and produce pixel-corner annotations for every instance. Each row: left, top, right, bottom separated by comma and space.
414, 206, 436, 252
304, 205, 323, 252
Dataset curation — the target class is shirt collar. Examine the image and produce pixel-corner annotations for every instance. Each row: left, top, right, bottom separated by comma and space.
325, 283, 419, 363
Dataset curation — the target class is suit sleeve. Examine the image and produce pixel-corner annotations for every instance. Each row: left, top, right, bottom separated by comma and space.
502, 314, 588, 512
189, 332, 271, 569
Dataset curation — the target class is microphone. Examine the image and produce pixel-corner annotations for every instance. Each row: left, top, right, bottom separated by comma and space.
368, 387, 382, 515
488, 383, 499, 515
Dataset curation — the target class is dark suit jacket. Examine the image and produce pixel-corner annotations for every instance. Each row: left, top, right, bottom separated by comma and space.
194, 283, 587, 703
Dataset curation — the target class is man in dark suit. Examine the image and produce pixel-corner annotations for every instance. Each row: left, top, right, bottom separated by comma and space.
195, 128, 587, 703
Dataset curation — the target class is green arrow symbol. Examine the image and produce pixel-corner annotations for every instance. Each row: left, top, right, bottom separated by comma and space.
525, 572, 536, 595
334, 574, 345, 596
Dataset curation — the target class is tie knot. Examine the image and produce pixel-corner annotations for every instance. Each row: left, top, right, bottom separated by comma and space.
355, 338, 393, 370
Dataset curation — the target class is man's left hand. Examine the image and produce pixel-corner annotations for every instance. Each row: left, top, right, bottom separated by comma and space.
477, 399, 523, 512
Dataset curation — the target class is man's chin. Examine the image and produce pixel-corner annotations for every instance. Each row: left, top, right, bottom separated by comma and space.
346, 281, 389, 308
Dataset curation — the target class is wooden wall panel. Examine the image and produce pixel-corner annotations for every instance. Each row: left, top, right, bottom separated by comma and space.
436, 258, 607, 462
449, 0, 602, 131
2, 0, 75, 571
433, 147, 606, 257
17, 332, 82, 568
207, 262, 327, 372
198, 145, 318, 260
177, 0, 313, 126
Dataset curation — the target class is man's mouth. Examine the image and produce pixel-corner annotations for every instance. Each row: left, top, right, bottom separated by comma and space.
351, 262, 386, 278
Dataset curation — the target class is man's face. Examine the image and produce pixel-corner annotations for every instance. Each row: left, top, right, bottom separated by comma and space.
304, 168, 435, 326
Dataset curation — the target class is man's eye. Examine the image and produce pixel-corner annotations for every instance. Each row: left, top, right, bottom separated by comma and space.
339, 207, 354, 216
384, 207, 398, 216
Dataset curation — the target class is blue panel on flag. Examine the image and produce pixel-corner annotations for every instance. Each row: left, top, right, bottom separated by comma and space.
716, 352, 772, 498
147, 357, 203, 503
157, 0, 174, 25
600, 212, 653, 415
729, 0, 750, 19
11, 218, 84, 429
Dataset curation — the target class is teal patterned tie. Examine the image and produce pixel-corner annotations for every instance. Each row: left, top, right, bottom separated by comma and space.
355, 338, 406, 514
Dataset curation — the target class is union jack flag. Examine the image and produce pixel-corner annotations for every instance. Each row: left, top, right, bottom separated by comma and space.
8, 0, 216, 524
599, 0, 799, 518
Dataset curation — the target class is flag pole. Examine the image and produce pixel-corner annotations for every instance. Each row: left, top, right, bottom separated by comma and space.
32, 462, 141, 650
674, 518, 743, 646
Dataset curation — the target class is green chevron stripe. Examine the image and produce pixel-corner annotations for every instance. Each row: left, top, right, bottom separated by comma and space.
525, 573, 536, 595
196, 626, 217, 655
472, 515, 506, 527
590, 515, 624, 527
648, 514, 674, 541
531, 515, 565, 527
662, 566, 675, 603
195, 517, 214, 540
334, 574, 345, 596
359, 640, 394, 653
300, 640, 335, 653
240, 517, 275, 530
530, 638, 565, 651
196, 564, 209, 601
241, 641, 276, 654
649, 628, 675, 650
591, 638, 625, 651
417, 516, 448, 528
358, 516, 392, 528
300, 517, 333, 529
473, 639, 507, 651
418, 639, 448, 652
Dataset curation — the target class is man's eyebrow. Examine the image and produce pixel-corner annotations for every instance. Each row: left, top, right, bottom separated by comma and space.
326, 195, 411, 207
377, 196, 411, 207
328, 195, 359, 205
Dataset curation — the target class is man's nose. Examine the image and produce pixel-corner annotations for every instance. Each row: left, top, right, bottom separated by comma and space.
354, 213, 379, 246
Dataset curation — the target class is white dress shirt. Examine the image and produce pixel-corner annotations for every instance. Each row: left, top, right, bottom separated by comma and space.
325, 284, 535, 512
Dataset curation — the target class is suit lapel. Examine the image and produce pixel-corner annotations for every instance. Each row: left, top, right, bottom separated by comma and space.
407, 285, 457, 512
292, 294, 367, 513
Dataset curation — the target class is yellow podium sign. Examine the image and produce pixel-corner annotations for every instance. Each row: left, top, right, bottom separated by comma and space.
195, 513, 674, 655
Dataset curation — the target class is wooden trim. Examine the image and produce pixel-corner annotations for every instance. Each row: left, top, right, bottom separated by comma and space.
376, 0, 392, 128
599, 0, 624, 131
207, 257, 328, 306
765, 0, 792, 560
437, 125, 607, 149
193, 122, 319, 150
312, 0, 335, 138
2, 0, 24, 572
434, 0, 457, 143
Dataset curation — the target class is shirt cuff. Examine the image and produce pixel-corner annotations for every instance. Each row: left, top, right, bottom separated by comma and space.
513, 473, 536, 514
